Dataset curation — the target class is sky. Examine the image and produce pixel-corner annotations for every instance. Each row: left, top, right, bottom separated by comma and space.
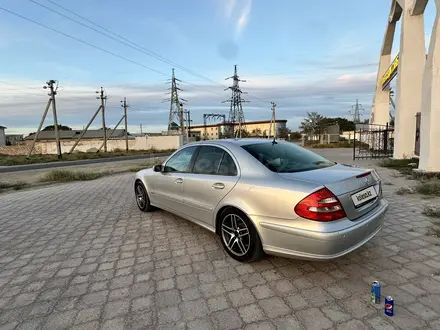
0, 0, 437, 135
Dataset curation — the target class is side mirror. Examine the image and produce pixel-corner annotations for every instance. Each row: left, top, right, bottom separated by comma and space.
153, 164, 163, 172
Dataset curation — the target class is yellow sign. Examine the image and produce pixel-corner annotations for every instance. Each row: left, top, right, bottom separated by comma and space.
381, 54, 399, 89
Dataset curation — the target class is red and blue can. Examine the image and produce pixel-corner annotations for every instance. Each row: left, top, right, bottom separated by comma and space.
371, 281, 381, 304
385, 296, 394, 316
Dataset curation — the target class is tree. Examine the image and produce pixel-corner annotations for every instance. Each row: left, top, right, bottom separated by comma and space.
290, 131, 302, 140
277, 127, 290, 139
320, 117, 355, 132
251, 128, 262, 137
236, 129, 250, 138
42, 124, 72, 131
299, 112, 324, 134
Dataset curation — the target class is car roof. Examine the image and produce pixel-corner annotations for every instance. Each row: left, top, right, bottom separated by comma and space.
185, 138, 279, 148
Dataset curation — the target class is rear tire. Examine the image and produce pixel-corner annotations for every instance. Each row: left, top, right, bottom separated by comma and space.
218, 208, 264, 262
135, 181, 154, 212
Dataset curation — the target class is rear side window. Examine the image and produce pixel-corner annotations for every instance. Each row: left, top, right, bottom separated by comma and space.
193, 146, 224, 174
218, 152, 237, 176
192, 146, 237, 176
241, 142, 335, 173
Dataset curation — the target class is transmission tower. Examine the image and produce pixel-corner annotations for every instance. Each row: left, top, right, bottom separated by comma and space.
164, 68, 187, 134
349, 99, 365, 124
222, 65, 248, 138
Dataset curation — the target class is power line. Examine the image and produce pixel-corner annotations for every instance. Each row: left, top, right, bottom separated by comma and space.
2, 4, 270, 105
0, 80, 45, 90
31, 0, 222, 85
1, 4, 227, 100
25, 1, 269, 103
0, 6, 169, 78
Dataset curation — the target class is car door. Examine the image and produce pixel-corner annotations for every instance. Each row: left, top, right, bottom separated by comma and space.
181, 145, 240, 227
150, 146, 198, 213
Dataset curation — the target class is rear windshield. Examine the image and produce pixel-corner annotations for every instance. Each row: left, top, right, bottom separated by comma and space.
241, 142, 336, 173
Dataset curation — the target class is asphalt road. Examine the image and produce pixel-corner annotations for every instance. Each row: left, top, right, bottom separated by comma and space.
0, 153, 172, 173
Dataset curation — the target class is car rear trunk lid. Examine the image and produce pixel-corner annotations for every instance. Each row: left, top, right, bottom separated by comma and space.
277, 164, 382, 220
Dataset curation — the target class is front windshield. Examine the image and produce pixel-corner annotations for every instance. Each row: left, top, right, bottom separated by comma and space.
242, 142, 336, 173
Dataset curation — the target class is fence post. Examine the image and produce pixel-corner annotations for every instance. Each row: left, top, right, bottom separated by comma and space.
352, 129, 356, 161
384, 122, 389, 156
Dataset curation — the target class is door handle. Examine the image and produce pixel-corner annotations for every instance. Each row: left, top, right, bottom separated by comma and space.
212, 182, 225, 190
175, 178, 183, 184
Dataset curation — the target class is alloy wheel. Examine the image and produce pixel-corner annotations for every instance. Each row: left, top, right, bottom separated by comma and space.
221, 213, 251, 256
135, 184, 146, 209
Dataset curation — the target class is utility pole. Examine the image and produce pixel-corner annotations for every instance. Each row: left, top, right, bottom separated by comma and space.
179, 102, 185, 140
48, 80, 62, 159
223, 65, 248, 138
27, 80, 62, 159
69, 87, 107, 154
140, 124, 143, 135
349, 99, 365, 124
184, 109, 191, 141
269, 102, 277, 139
97, 87, 108, 152
121, 97, 129, 151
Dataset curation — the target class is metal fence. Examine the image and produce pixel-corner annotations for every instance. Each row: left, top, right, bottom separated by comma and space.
353, 123, 394, 160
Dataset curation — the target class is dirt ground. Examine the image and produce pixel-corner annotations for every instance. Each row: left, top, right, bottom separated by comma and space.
0, 157, 166, 186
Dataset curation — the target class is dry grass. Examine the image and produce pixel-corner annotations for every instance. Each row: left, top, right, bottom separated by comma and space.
395, 180, 440, 197
415, 179, 440, 197
423, 206, 440, 238
0, 181, 28, 193
128, 159, 161, 173
0, 148, 175, 166
396, 187, 415, 195
423, 206, 440, 218
379, 158, 419, 176
427, 225, 440, 238
39, 170, 109, 183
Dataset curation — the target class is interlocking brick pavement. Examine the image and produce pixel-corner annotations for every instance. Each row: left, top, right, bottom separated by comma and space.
1, 149, 440, 329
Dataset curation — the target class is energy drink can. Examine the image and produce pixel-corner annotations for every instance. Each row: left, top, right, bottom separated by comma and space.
371, 281, 381, 304
385, 296, 394, 316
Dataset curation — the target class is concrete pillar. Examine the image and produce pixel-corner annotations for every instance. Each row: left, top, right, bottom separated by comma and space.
418, 0, 440, 172
393, 0, 426, 159
371, 1, 400, 126
371, 53, 393, 125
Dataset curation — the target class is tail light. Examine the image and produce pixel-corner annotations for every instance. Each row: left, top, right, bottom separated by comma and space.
294, 187, 346, 221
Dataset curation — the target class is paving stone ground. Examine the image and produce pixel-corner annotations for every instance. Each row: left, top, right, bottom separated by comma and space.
1, 149, 440, 330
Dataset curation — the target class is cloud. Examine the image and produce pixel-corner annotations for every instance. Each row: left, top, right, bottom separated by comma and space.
235, 0, 252, 38
225, 0, 236, 19
222, 0, 252, 39
0, 70, 377, 134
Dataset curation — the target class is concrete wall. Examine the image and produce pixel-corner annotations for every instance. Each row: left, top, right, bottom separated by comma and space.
0, 128, 6, 147
0, 135, 183, 155
0, 145, 39, 156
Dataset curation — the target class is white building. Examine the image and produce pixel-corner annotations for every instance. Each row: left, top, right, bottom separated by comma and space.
0, 126, 6, 146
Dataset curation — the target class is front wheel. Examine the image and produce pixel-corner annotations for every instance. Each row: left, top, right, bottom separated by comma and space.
219, 209, 264, 262
135, 181, 153, 212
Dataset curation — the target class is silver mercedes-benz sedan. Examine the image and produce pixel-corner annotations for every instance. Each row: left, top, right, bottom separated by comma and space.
134, 139, 388, 262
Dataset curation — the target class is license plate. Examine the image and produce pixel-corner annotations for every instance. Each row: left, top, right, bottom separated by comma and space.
351, 186, 377, 207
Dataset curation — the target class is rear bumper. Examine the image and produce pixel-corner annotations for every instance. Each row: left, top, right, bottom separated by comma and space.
253, 198, 388, 260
